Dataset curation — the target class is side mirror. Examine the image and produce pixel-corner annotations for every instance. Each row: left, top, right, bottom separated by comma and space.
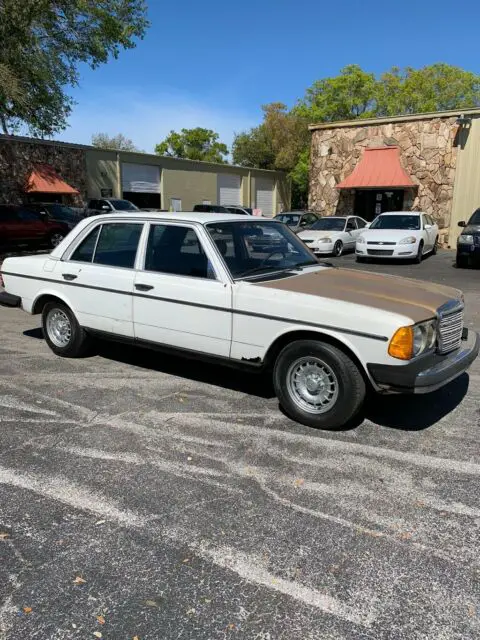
458, 221, 466, 227
101, 205, 110, 211
365, 223, 371, 228
424, 224, 432, 230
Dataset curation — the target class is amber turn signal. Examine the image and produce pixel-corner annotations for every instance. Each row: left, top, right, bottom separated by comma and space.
388, 326, 414, 360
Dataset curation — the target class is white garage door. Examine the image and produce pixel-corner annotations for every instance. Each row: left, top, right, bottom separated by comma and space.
122, 163, 160, 193
218, 173, 241, 206
256, 177, 274, 217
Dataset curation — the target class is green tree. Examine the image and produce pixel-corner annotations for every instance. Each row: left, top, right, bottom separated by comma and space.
92, 132, 140, 152
155, 128, 229, 163
0, 0, 149, 136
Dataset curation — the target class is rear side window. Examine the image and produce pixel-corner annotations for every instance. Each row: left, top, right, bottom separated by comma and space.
70, 223, 142, 268
17, 209, 40, 221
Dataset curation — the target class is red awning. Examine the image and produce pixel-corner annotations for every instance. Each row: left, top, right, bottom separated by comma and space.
336, 147, 415, 189
25, 165, 79, 194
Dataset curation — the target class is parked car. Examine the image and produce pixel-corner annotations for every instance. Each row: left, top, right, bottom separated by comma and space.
275, 211, 321, 233
0, 204, 70, 249
85, 198, 139, 216
356, 212, 439, 263
29, 203, 84, 229
225, 206, 252, 215
298, 216, 368, 257
193, 204, 230, 213
456, 208, 480, 268
1, 212, 478, 430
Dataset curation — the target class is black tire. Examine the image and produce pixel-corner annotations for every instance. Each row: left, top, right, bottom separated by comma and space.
42, 301, 91, 357
49, 231, 66, 249
333, 240, 343, 257
432, 237, 438, 255
456, 254, 469, 269
414, 241, 424, 264
273, 340, 366, 430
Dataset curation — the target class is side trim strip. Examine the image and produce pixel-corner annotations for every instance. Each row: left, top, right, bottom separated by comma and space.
1, 270, 389, 342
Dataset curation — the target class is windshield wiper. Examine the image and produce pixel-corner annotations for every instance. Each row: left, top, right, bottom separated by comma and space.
235, 265, 295, 279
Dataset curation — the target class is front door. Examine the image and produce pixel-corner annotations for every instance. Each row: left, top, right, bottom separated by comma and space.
354, 190, 404, 222
55, 220, 144, 336
133, 223, 232, 357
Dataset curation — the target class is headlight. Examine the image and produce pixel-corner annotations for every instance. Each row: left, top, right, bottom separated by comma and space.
458, 234, 474, 245
318, 237, 332, 243
389, 320, 437, 360
357, 236, 366, 244
399, 236, 417, 244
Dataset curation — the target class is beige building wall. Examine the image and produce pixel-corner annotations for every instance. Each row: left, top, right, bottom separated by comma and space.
162, 167, 217, 211
450, 117, 480, 245
86, 150, 120, 198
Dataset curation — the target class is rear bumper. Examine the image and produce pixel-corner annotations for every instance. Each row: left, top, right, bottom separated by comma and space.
0, 290, 21, 308
368, 329, 479, 394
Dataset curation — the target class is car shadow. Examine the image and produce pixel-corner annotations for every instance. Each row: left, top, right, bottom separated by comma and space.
23, 328, 44, 339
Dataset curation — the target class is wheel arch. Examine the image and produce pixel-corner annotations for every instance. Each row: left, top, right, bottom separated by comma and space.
263, 328, 372, 385
32, 290, 74, 315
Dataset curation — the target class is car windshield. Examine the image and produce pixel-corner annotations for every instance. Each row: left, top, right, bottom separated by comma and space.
468, 209, 480, 225
276, 214, 300, 227
310, 218, 346, 231
48, 205, 77, 221
370, 214, 421, 230
206, 220, 319, 280
110, 199, 138, 211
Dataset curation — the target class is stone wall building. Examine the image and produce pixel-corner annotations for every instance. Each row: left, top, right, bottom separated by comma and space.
309, 108, 480, 246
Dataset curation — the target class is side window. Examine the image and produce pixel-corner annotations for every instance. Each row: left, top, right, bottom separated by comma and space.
355, 217, 366, 229
346, 218, 357, 230
88, 200, 99, 210
93, 223, 143, 268
71, 226, 100, 263
304, 213, 317, 225
145, 224, 213, 279
17, 209, 40, 221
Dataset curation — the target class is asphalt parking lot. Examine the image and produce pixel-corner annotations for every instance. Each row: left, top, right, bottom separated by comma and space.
0, 250, 479, 639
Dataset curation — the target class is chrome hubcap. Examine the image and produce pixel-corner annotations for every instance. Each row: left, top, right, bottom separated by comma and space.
286, 357, 339, 414
46, 309, 72, 347
51, 234, 64, 247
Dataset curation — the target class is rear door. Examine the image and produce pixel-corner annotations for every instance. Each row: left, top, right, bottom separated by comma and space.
133, 223, 232, 357
56, 220, 144, 336
344, 217, 358, 246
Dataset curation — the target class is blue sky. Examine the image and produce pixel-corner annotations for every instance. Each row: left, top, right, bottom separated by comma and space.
58, 0, 480, 153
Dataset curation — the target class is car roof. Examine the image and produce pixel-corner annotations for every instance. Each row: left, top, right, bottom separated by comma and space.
379, 211, 424, 216
74, 211, 275, 225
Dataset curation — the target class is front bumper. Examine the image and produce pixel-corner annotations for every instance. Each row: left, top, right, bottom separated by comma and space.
0, 290, 21, 308
368, 329, 479, 394
356, 241, 417, 259
303, 242, 334, 254
457, 243, 480, 256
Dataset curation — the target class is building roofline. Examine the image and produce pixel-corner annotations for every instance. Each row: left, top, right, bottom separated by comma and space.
0, 133, 285, 175
308, 107, 480, 131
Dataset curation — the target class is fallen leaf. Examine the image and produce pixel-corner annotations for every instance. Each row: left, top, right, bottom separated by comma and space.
73, 576, 86, 584
187, 456, 193, 462
96, 615, 105, 625
203, 598, 212, 604
72, 624, 77, 629
133, 636, 140, 640
23, 607, 32, 614
294, 478, 304, 488
182, 558, 190, 563
93, 633, 102, 639
227, 623, 236, 630
95, 520, 106, 526
398, 532, 413, 541
144, 600, 159, 608
0, 532, 10, 539
186, 608, 196, 615
414, 499, 425, 508
467, 604, 476, 618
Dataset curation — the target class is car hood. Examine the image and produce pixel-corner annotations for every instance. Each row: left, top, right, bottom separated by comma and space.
298, 230, 343, 239
358, 229, 420, 242
464, 224, 480, 235
256, 268, 461, 323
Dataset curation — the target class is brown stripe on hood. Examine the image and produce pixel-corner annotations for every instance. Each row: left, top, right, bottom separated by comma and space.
256, 268, 462, 324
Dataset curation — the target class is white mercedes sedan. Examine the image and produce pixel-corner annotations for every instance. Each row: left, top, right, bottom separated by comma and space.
356, 212, 439, 263
297, 216, 368, 257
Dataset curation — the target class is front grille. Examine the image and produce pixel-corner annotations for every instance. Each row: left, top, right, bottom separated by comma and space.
367, 249, 394, 256
438, 306, 464, 354
367, 241, 396, 245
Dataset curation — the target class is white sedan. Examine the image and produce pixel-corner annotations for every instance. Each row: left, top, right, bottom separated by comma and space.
297, 216, 368, 257
356, 212, 439, 263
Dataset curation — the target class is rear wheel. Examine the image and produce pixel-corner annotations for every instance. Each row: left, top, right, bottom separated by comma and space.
42, 301, 91, 357
273, 340, 366, 430
333, 240, 343, 257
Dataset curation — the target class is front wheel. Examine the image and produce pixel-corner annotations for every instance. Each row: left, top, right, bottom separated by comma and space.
42, 301, 91, 357
432, 237, 439, 255
333, 240, 343, 257
49, 232, 65, 248
456, 254, 469, 269
414, 241, 424, 264
273, 340, 366, 430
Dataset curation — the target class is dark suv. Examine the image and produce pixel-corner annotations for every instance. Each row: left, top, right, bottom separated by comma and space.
193, 204, 230, 213
457, 209, 480, 268
0, 205, 70, 249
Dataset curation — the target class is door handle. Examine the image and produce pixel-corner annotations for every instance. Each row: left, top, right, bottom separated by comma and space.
62, 273, 77, 281
135, 283, 154, 292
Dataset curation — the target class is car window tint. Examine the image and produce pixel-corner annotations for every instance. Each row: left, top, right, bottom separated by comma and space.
145, 225, 214, 279
71, 227, 101, 263
355, 217, 366, 229
17, 209, 40, 221
92, 223, 142, 268
304, 213, 316, 224
346, 218, 357, 230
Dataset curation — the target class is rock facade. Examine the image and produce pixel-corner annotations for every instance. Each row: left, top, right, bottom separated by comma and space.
309, 116, 459, 243
0, 137, 87, 205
